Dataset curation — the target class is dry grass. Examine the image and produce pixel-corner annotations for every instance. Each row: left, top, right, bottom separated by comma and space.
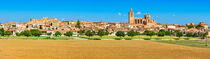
0, 40, 210, 59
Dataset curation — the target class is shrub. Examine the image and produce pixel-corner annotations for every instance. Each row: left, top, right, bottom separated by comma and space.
30, 29, 42, 37
55, 31, 62, 36
64, 31, 73, 37
85, 30, 94, 38
115, 31, 125, 38
4, 31, 12, 36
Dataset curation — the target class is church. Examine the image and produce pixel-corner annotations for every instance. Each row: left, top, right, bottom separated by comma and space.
129, 8, 157, 25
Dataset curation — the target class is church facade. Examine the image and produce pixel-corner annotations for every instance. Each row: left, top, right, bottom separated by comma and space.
129, 8, 157, 25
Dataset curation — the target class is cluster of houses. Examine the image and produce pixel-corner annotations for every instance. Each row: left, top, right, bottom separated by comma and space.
0, 16, 209, 36
0, 9, 209, 36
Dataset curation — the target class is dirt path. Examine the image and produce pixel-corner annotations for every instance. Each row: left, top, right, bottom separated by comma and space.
0, 40, 210, 59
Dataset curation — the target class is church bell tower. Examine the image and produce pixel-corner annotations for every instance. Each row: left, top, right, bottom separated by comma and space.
129, 8, 135, 24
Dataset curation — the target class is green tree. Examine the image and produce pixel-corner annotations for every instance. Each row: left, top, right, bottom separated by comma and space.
105, 32, 109, 35
146, 31, 156, 39
21, 30, 32, 37
39, 25, 43, 29
165, 31, 172, 36
65, 31, 73, 37
75, 20, 81, 29
55, 31, 62, 36
4, 31, 12, 36
30, 29, 42, 37
127, 30, 136, 37
143, 30, 150, 35
187, 25, 194, 29
192, 32, 198, 37
97, 30, 105, 37
159, 29, 165, 32
196, 25, 204, 28
85, 30, 94, 38
115, 31, 125, 39
176, 32, 183, 38
16, 32, 21, 36
200, 32, 208, 39
135, 31, 140, 35
0, 28, 4, 36
157, 32, 165, 37
47, 33, 51, 36
186, 32, 193, 37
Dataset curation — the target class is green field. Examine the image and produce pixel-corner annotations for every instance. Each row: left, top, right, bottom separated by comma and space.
154, 39, 210, 48
80, 35, 200, 39
0, 36, 74, 40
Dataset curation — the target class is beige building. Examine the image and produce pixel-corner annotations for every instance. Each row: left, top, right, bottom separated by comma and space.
128, 8, 157, 25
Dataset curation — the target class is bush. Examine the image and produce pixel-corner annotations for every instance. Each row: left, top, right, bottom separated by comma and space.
85, 30, 94, 38
115, 31, 125, 38
21, 30, 32, 37
55, 31, 62, 36
4, 31, 12, 36
30, 29, 42, 37
64, 31, 73, 37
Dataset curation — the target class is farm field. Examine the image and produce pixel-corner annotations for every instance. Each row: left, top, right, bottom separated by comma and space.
1, 40, 210, 59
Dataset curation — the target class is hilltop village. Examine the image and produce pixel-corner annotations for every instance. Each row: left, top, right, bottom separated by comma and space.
0, 8, 209, 36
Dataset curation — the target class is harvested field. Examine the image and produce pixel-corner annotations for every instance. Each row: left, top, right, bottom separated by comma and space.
0, 40, 210, 59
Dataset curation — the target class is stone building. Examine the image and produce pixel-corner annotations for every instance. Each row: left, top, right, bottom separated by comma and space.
128, 8, 157, 25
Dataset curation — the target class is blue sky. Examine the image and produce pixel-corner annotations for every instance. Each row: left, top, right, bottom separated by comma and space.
0, 0, 209, 26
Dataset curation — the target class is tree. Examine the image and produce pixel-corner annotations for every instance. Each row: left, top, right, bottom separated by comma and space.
200, 32, 208, 39
127, 30, 136, 37
4, 31, 12, 36
186, 32, 193, 37
47, 33, 51, 36
159, 29, 165, 32
16, 32, 21, 36
0, 28, 4, 36
21, 30, 32, 37
39, 25, 43, 29
115, 31, 125, 39
97, 30, 105, 37
104, 32, 109, 35
65, 31, 73, 37
196, 25, 204, 28
146, 31, 156, 39
77, 30, 85, 36
143, 30, 150, 35
30, 29, 42, 37
165, 31, 172, 36
75, 20, 81, 29
157, 29, 165, 37
157, 32, 165, 37
192, 32, 198, 37
85, 30, 94, 38
135, 31, 140, 35
176, 32, 183, 38
187, 25, 194, 29
55, 31, 62, 36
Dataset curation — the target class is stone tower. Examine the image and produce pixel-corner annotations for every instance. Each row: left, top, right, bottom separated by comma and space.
129, 8, 134, 24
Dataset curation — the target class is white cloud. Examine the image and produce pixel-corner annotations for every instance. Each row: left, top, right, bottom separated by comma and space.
118, 12, 122, 16
137, 12, 141, 15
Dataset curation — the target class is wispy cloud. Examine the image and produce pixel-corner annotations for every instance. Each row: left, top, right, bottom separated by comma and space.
118, 12, 122, 16
137, 12, 141, 15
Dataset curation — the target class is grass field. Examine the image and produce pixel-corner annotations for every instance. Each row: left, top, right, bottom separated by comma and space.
80, 35, 200, 39
1, 40, 210, 59
154, 40, 210, 48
